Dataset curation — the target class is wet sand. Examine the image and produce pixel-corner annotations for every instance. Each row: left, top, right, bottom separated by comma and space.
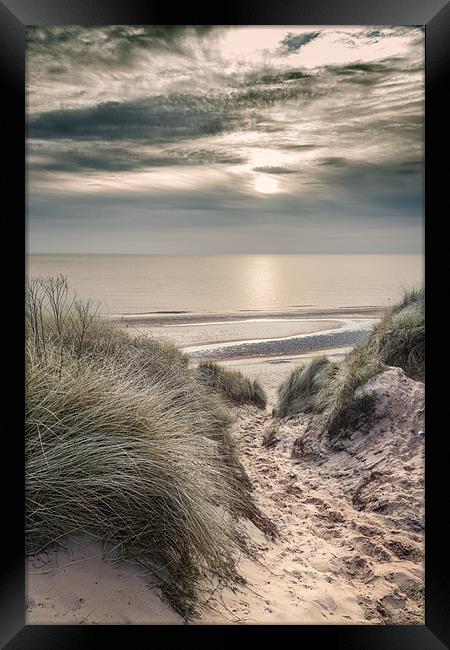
117, 305, 384, 326
126, 319, 342, 348
121, 306, 383, 361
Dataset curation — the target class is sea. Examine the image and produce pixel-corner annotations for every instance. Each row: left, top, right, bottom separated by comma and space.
27, 254, 424, 316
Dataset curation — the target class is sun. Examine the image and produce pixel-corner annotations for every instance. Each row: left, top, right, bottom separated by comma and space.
254, 175, 279, 194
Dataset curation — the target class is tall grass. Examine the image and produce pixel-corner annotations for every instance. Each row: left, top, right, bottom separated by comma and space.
274, 288, 424, 442
25, 276, 274, 617
368, 287, 424, 381
197, 360, 267, 409
275, 356, 339, 418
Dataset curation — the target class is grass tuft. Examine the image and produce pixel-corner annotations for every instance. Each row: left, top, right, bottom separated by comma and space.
26, 276, 275, 617
274, 288, 424, 443
369, 287, 424, 381
324, 393, 378, 441
197, 360, 267, 409
275, 356, 339, 418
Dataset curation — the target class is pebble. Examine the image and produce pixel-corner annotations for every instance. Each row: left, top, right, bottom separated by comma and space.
190, 328, 372, 360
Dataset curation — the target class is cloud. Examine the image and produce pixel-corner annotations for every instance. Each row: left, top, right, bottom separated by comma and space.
243, 70, 311, 86
25, 26, 424, 253
253, 166, 297, 174
280, 32, 320, 53
29, 141, 245, 174
26, 26, 215, 67
318, 157, 348, 167
28, 95, 238, 142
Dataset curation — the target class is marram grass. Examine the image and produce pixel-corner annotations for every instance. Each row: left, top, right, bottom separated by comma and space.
197, 359, 267, 409
25, 276, 275, 618
274, 288, 424, 442
275, 356, 339, 418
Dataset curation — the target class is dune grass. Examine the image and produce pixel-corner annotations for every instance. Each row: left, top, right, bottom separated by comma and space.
197, 360, 267, 409
275, 356, 339, 418
274, 288, 424, 442
367, 287, 424, 381
26, 276, 275, 618
322, 287, 424, 440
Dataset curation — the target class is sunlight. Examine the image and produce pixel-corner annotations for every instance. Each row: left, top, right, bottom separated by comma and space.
254, 175, 280, 194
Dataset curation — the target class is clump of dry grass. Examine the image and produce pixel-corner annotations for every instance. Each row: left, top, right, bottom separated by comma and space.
323, 393, 378, 441
197, 360, 267, 409
317, 345, 384, 442
274, 288, 424, 444
369, 287, 424, 381
25, 276, 275, 617
322, 288, 424, 438
275, 356, 339, 418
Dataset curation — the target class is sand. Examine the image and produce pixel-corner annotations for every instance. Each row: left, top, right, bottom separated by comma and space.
26, 537, 182, 624
26, 309, 424, 625
122, 308, 381, 360
125, 319, 341, 348
197, 368, 425, 624
212, 348, 353, 403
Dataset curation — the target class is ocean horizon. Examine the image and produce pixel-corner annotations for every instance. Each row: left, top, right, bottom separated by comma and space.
27, 253, 424, 316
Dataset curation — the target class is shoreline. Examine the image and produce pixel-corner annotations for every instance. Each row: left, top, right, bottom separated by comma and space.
183, 318, 379, 360
120, 308, 383, 362
114, 305, 385, 327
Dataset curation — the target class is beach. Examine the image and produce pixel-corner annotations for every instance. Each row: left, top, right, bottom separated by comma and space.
119, 305, 383, 360
24, 21, 426, 632
118, 307, 383, 407
27, 301, 424, 624
198, 368, 425, 624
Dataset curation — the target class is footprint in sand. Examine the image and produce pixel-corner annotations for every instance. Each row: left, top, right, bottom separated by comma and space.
341, 555, 374, 581
384, 539, 423, 562
312, 593, 338, 614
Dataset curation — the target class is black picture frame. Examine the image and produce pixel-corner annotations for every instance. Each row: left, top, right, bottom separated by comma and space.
2, 1, 448, 647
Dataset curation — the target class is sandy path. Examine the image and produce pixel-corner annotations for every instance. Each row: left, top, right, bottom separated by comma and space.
26, 344, 424, 625
216, 348, 352, 403
198, 369, 425, 625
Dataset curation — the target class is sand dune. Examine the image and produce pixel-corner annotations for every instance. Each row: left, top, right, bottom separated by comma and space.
198, 368, 424, 624
26, 538, 182, 625
26, 338, 424, 625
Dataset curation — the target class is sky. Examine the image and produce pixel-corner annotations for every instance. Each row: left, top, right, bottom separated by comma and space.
26, 25, 424, 254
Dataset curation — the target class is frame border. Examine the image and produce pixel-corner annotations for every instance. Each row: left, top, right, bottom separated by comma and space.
2, 1, 448, 646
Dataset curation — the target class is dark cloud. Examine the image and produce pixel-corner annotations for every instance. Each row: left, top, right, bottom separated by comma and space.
326, 59, 422, 86
244, 70, 311, 86
26, 26, 424, 253
253, 166, 297, 174
280, 32, 320, 53
318, 157, 348, 167
27, 26, 215, 67
312, 158, 423, 219
30, 144, 244, 173
27, 78, 324, 144
281, 144, 322, 151
28, 96, 236, 142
